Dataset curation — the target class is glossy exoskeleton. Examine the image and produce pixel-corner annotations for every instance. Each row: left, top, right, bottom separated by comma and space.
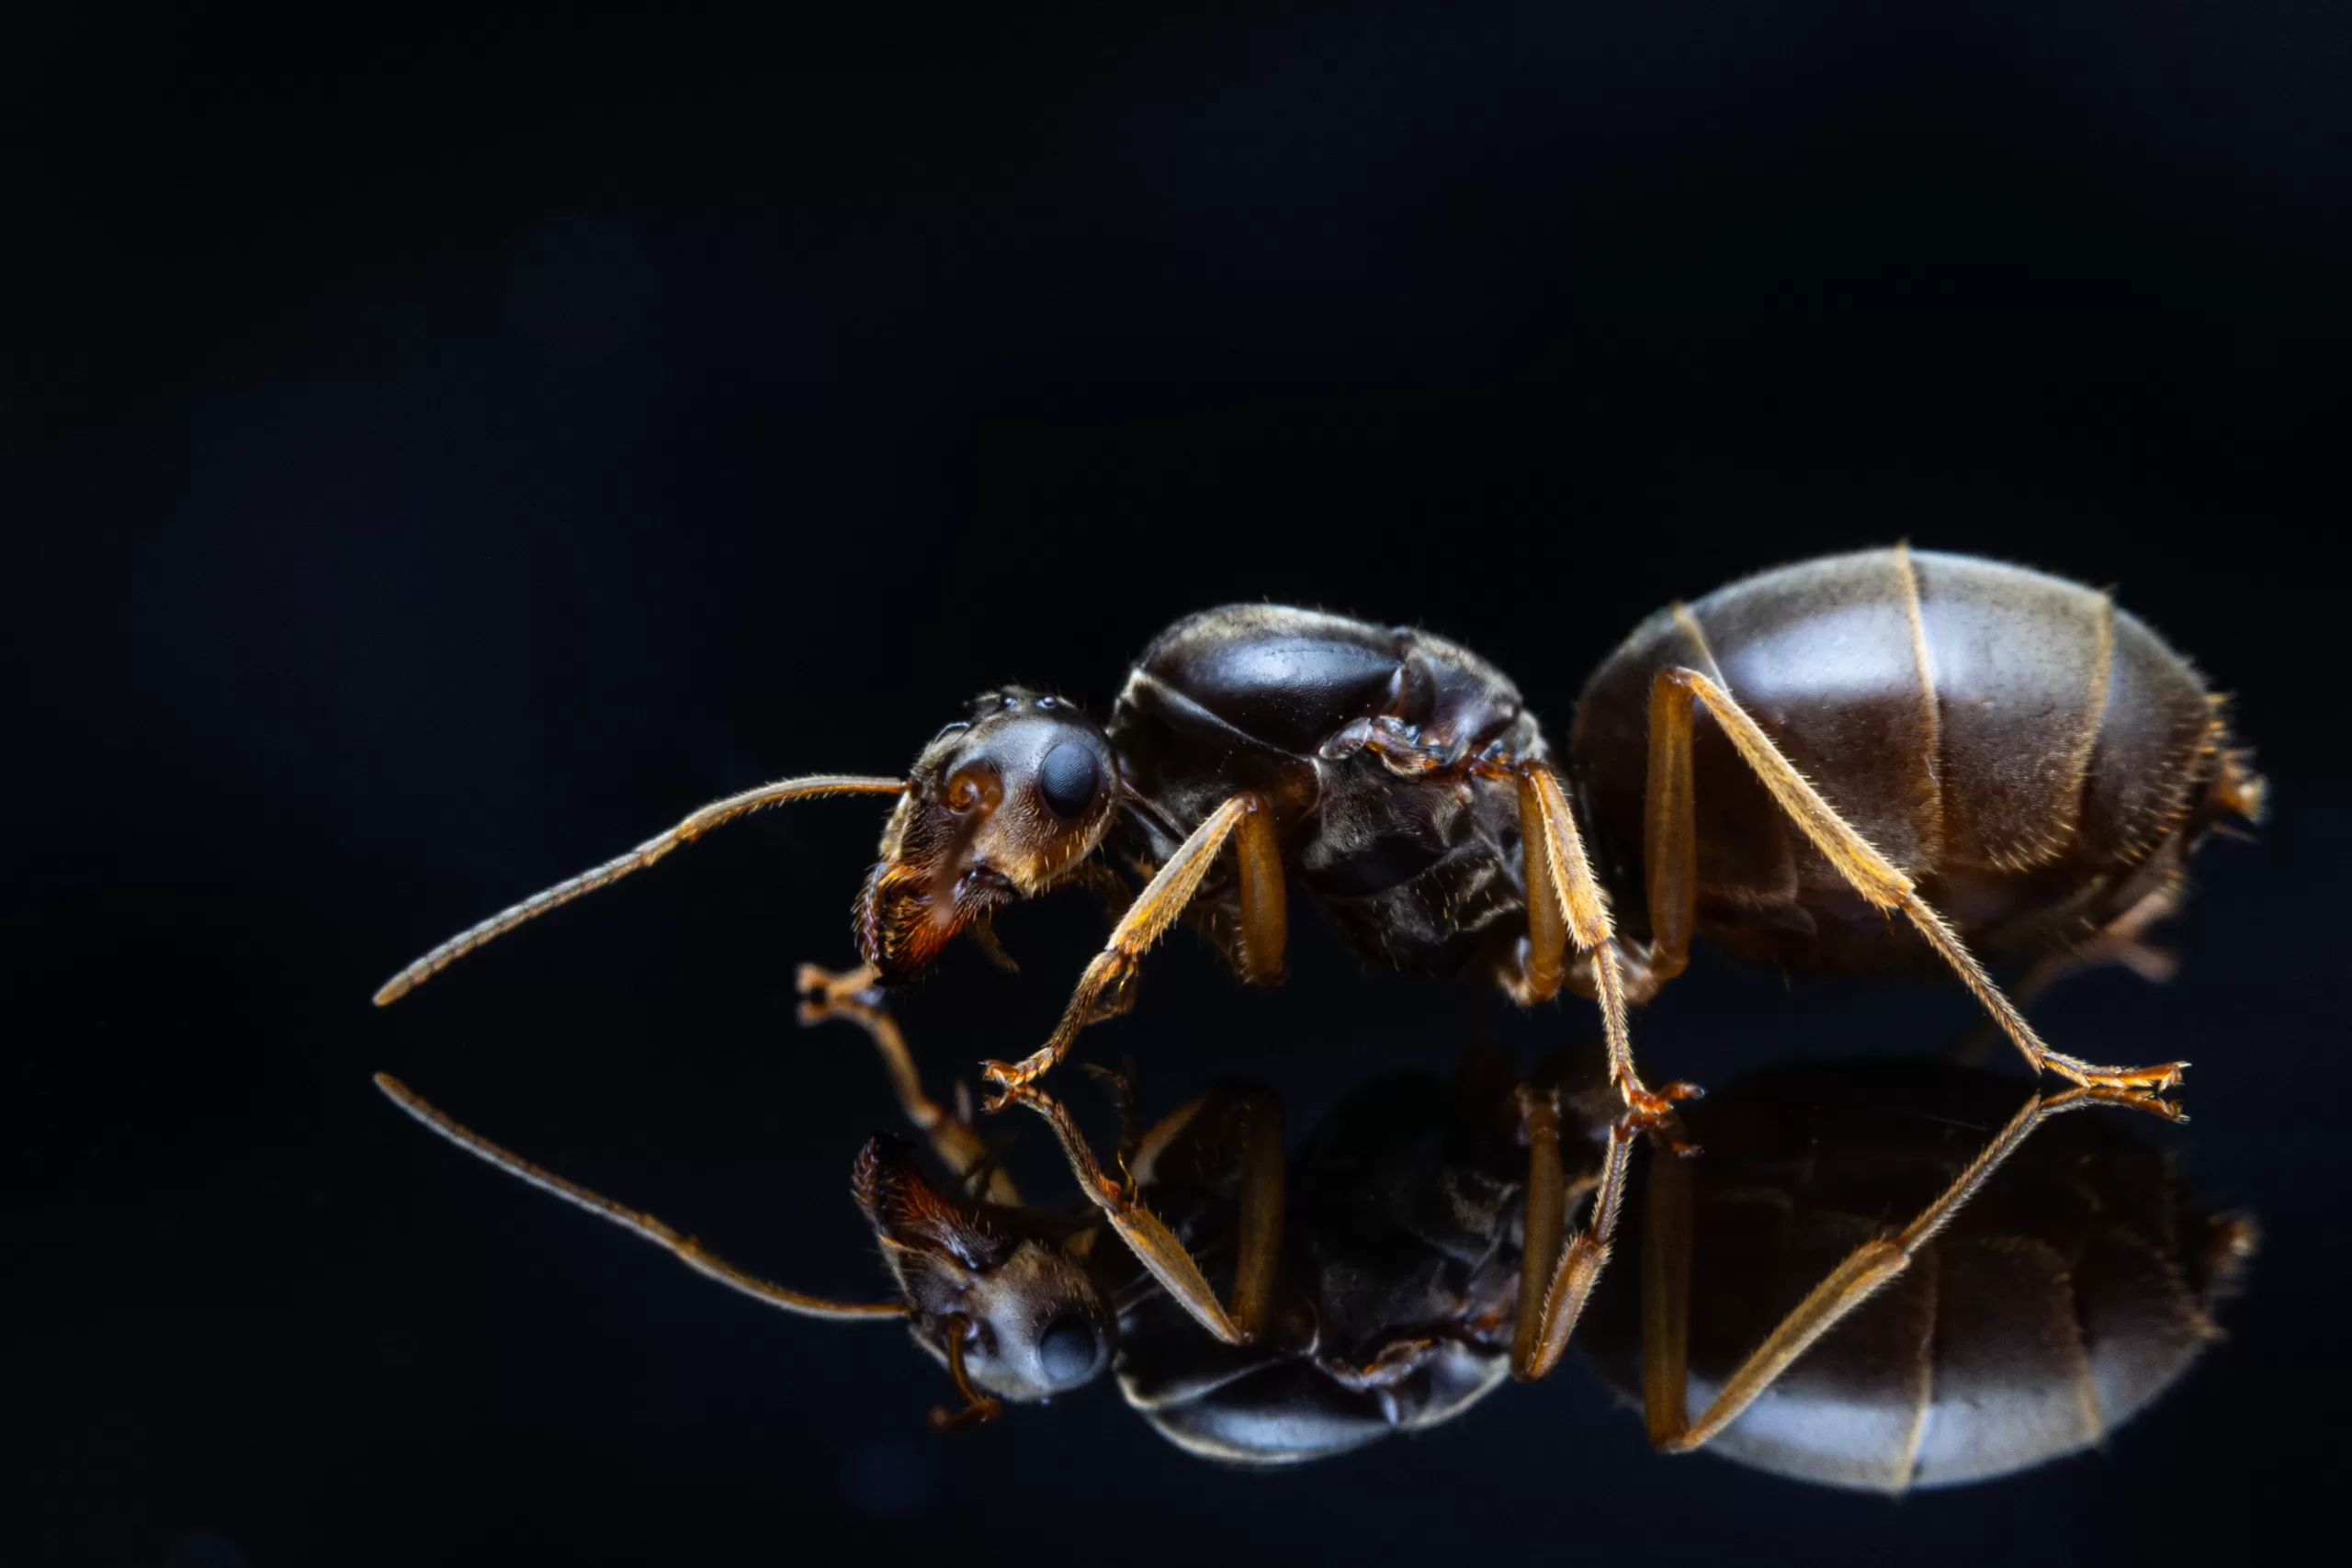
375, 987, 2250, 1486
375, 547, 2263, 1127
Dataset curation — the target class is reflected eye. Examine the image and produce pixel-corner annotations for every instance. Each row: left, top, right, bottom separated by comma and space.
1035, 1311, 1105, 1386
1036, 741, 1100, 820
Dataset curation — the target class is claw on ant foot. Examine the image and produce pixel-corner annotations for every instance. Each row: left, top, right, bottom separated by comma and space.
1616, 1079, 1706, 1156
1620, 1079, 1703, 1119
978, 1060, 1039, 1115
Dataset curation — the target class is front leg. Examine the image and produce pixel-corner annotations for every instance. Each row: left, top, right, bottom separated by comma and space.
980, 792, 1285, 1107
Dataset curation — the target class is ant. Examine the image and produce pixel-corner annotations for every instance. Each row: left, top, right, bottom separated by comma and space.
375, 546, 2260, 1123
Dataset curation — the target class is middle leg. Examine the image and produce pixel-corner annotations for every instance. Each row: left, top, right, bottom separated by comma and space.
1511, 759, 1701, 1122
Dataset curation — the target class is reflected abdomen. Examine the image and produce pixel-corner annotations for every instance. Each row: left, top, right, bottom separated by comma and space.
1580, 1065, 2251, 1493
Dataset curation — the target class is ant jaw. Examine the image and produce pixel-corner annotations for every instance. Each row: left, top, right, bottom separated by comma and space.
854, 861, 1014, 984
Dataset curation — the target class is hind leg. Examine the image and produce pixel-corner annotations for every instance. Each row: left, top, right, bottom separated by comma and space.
1645, 666, 2187, 1116
1952, 884, 2183, 1066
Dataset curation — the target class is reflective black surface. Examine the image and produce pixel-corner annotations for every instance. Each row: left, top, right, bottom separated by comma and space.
9, 6, 2346, 1565
764, 1040, 2249, 1485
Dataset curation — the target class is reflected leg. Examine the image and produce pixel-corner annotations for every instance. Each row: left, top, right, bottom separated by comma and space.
797, 963, 1021, 1206
1512, 1086, 1641, 1382
1645, 1085, 2168, 1453
1000, 1077, 1285, 1346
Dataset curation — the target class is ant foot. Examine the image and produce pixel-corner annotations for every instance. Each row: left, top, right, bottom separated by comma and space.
1623, 1079, 1704, 1117
2113, 1090, 2188, 1124
2050, 1083, 2189, 1124
794, 962, 884, 1026
978, 1055, 1052, 1114
1620, 1079, 1706, 1156
2107, 1060, 2188, 1092
2051, 1057, 2189, 1095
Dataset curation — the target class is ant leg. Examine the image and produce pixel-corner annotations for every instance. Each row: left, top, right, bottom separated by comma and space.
998, 1077, 1280, 1346
1082, 1063, 1148, 1179
797, 960, 884, 1012
1951, 883, 2184, 1065
1634, 664, 1702, 1000
1639, 1113, 1695, 1445
373, 1073, 906, 1321
1224, 1088, 1285, 1339
1514, 761, 1702, 1124
1645, 1084, 2168, 1457
1113, 1077, 1285, 1338
1512, 1087, 1641, 1381
1649, 667, 2188, 1113
980, 792, 1284, 1106
796, 964, 1022, 1206
373, 773, 906, 1005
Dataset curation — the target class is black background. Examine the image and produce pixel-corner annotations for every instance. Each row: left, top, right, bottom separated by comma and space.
8, 6, 2346, 1565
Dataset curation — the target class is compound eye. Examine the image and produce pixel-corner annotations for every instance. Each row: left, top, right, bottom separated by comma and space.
1036, 741, 1101, 821
1035, 1311, 1106, 1387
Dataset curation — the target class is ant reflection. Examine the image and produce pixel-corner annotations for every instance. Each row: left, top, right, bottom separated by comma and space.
376, 980, 2251, 1492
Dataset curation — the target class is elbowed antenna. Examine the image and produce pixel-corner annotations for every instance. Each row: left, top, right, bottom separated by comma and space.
372, 773, 906, 1005
374, 1073, 907, 1321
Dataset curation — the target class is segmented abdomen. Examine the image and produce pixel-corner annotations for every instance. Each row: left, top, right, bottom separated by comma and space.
1571, 546, 2232, 959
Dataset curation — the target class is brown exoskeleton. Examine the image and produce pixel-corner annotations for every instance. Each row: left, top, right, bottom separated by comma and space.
375, 547, 2262, 1126
375, 984, 2250, 1483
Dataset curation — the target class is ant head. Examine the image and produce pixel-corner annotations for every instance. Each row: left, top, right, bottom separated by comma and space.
854, 689, 1118, 984
854, 1138, 1115, 1405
